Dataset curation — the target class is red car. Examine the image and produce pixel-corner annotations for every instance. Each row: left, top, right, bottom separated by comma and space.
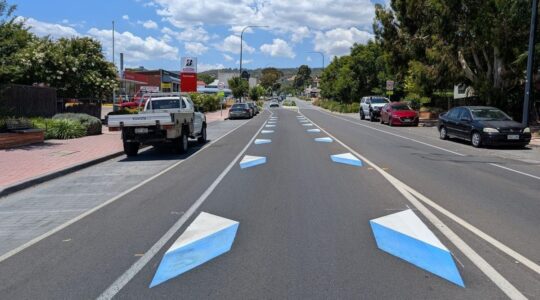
380, 102, 419, 126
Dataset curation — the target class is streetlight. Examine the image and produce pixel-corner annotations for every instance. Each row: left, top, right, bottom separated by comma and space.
523, 0, 538, 126
239, 25, 269, 77
307, 51, 325, 69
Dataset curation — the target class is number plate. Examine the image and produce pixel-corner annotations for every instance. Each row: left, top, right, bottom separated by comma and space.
403, 118, 411, 122
507, 134, 519, 140
135, 128, 148, 134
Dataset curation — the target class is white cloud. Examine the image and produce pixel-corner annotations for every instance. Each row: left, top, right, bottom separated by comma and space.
217, 35, 254, 54
161, 26, 208, 42
198, 63, 225, 72
223, 54, 233, 61
260, 39, 295, 58
228, 25, 253, 35
291, 26, 310, 43
122, 15, 130, 20
87, 28, 179, 62
139, 19, 159, 29
235, 59, 253, 65
314, 27, 373, 57
17, 17, 80, 39
306, 56, 312, 62
185, 42, 208, 55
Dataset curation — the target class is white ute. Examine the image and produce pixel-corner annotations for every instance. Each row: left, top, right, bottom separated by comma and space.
108, 93, 207, 156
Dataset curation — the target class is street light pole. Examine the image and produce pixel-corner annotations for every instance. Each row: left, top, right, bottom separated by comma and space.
308, 51, 325, 69
523, 0, 538, 126
239, 25, 269, 77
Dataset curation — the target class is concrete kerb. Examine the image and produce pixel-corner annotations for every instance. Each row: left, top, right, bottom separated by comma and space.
0, 150, 125, 198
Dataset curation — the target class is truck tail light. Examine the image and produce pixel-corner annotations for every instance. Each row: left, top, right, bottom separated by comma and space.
162, 125, 174, 130
108, 127, 120, 132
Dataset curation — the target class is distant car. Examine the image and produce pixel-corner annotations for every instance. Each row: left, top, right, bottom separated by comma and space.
360, 96, 390, 122
380, 102, 419, 126
269, 101, 279, 108
438, 106, 531, 148
229, 103, 252, 119
247, 102, 259, 115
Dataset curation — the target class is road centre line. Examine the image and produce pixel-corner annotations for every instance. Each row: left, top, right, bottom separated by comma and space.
0, 118, 253, 265
299, 111, 527, 300
97, 111, 273, 299
316, 108, 540, 182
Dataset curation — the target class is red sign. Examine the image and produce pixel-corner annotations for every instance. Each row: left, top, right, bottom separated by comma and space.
123, 71, 149, 83
180, 73, 197, 92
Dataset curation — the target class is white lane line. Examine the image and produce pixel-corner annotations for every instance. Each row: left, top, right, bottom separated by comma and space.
299, 111, 528, 300
0, 119, 254, 264
316, 109, 540, 181
98, 112, 273, 300
489, 163, 540, 181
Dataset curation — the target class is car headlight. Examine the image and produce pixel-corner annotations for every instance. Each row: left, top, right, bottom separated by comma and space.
523, 127, 531, 133
483, 128, 499, 133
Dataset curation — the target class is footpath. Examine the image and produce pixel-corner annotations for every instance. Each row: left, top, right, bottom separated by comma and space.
0, 108, 229, 196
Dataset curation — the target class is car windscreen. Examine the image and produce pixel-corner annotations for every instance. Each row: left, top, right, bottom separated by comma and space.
371, 98, 389, 104
392, 104, 411, 111
151, 99, 181, 109
470, 108, 511, 121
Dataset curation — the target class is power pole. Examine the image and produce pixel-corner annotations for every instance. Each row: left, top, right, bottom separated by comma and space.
523, 0, 538, 125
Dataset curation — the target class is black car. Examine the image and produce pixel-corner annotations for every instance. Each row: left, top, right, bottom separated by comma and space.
438, 106, 531, 148
228, 103, 252, 119
247, 102, 259, 115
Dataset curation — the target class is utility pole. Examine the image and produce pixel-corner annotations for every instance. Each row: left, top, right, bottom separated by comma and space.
523, 0, 538, 125
239, 25, 269, 77
112, 21, 115, 67
308, 51, 325, 69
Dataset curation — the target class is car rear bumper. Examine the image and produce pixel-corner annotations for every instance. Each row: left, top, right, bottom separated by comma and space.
229, 112, 250, 118
482, 133, 531, 146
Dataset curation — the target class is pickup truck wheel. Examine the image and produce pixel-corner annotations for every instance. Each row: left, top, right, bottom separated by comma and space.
174, 132, 189, 153
198, 125, 207, 144
360, 110, 365, 120
123, 142, 139, 157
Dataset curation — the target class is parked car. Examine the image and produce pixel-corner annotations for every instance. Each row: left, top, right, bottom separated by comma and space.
438, 106, 531, 148
380, 102, 419, 126
247, 102, 259, 115
360, 96, 390, 122
269, 101, 279, 108
229, 103, 252, 119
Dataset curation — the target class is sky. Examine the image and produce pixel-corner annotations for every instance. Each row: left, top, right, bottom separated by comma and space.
12, 0, 389, 72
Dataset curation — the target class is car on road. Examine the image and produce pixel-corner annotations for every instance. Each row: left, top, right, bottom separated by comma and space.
360, 96, 390, 122
229, 103, 253, 119
269, 101, 279, 108
247, 102, 259, 115
380, 102, 419, 126
438, 106, 531, 148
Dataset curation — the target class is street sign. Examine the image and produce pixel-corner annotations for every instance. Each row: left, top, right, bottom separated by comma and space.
141, 86, 159, 93
181, 57, 197, 73
218, 82, 225, 90
386, 80, 394, 91
180, 73, 197, 92
241, 70, 250, 80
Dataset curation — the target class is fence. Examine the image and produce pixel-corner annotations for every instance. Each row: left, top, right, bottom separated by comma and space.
58, 98, 102, 119
0, 84, 57, 117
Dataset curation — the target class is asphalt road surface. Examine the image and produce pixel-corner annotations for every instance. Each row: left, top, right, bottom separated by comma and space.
0, 101, 539, 299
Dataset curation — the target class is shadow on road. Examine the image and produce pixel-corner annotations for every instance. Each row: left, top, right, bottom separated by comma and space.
118, 141, 207, 162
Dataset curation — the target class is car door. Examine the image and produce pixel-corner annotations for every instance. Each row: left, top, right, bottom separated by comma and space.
186, 97, 203, 134
444, 108, 460, 136
455, 108, 473, 139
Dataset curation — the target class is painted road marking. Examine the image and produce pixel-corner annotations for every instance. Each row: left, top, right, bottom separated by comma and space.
254, 139, 271, 145
150, 212, 239, 288
261, 130, 274, 134
307, 129, 321, 133
97, 113, 272, 299
331, 153, 363, 167
302, 123, 314, 127
265, 124, 276, 128
370, 209, 464, 287
299, 111, 527, 299
239, 155, 267, 169
267, 121, 277, 124
314, 137, 333, 143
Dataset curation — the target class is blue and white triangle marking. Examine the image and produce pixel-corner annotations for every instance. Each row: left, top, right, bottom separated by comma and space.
331, 153, 363, 166
307, 129, 321, 133
370, 209, 464, 287
265, 124, 276, 128
254, 139, 271, 145
267, 121, 277, 124
239, 155, 267, 169
261, 130, 274, 134
150, 212, 239, 288
302, 123, 314, 127
315, 137, 333, 143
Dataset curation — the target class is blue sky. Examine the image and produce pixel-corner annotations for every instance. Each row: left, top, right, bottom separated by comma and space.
13, 0, 387, 71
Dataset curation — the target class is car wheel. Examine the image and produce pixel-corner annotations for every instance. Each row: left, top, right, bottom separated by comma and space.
369, 112, 376, 122
123, 142, 139, 157
175, 131, 189, 153
380, 115, 384, 124
388, 117, 393, 127
198, 125, 207, 144
360, 110, 365, 120
471, 131, 482, 148
439, 126, 448, 140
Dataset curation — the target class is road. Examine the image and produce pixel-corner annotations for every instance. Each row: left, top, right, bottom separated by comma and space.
0, 100, 539, 299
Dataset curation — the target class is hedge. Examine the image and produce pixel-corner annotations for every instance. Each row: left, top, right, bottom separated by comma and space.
53, 113, 102, 135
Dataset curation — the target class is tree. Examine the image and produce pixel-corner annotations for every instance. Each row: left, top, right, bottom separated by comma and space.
198, 73, 214, 85
228, 77, 248, 99
293, 65, 312, 90
259, 67, 283, 90
249, 85, 265, 101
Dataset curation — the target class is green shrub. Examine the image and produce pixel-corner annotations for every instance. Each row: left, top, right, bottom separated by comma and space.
107, 108, 139, 116
190, 93, 221, 112
282, 100, 297, 107
32, 118, 85, 139
313, 99, 359, 113
53, 113, 102, 135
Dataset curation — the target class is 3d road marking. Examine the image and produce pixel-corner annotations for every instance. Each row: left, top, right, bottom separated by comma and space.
302, 123, 314, 127
239, 155, 267, 169
150, 212, 239, 288
261, 130, 274, 134
331, 153, 363, 167
267, 121, 277, 124
370, 209, 464, 287
307, 129, 321, 133
265, 124, 276, 128
254, 139, 271, 145
315, 137, 333, 143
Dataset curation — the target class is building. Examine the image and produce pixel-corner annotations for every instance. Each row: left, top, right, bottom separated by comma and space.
217, 71, 237, 88
126, 68, 180, 93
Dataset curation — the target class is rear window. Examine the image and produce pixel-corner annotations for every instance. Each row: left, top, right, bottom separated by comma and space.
371, 98, 389, 104
231, 104, 247, 109
150, 99, 181, 109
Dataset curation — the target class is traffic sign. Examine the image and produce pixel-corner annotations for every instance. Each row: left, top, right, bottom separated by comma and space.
386, 80, 394, 91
